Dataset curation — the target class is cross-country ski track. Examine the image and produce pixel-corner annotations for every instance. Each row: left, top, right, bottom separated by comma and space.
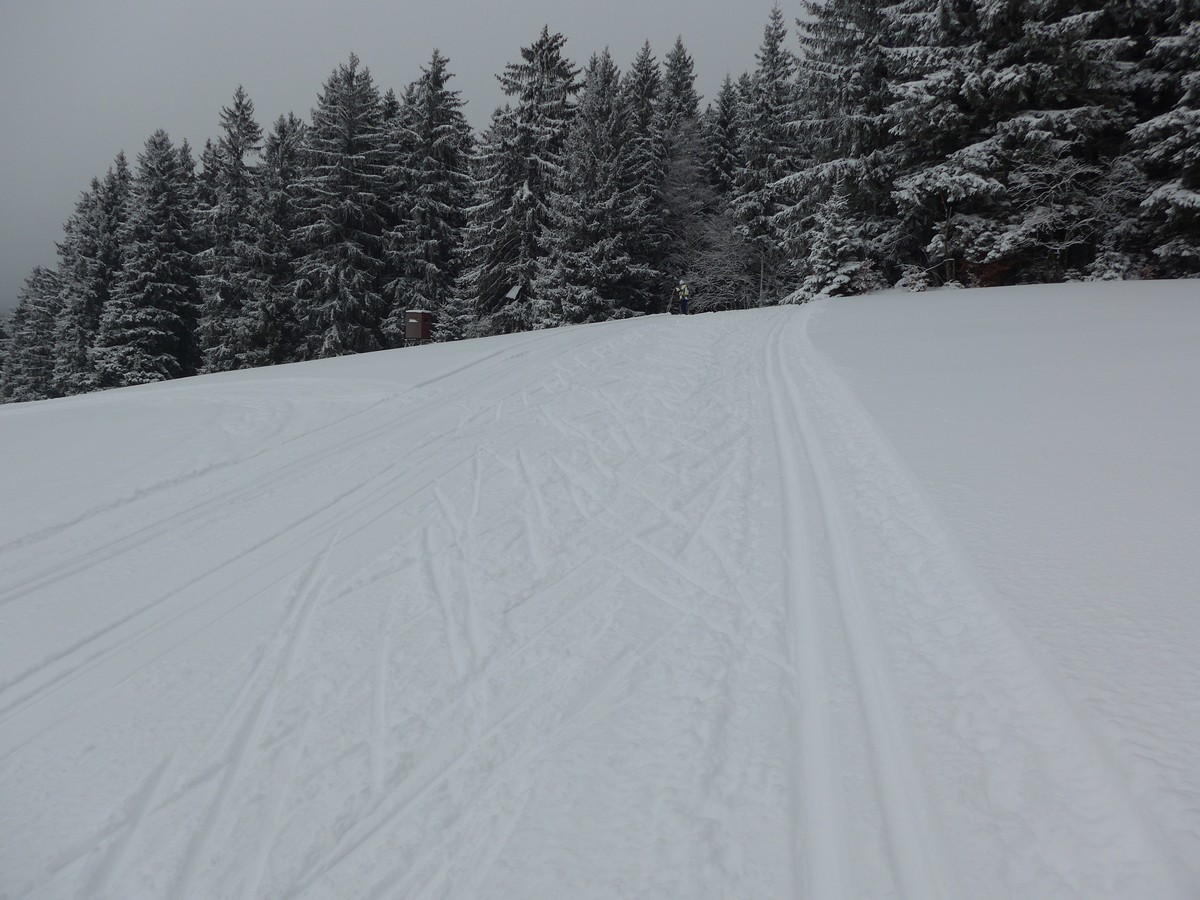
2, 282, 1199, 898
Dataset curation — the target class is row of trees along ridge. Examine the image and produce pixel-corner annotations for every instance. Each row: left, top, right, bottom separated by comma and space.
2, 0, 1197, 402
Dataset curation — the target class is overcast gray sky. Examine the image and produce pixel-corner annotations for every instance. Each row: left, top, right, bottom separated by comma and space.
0, 0, 790, 317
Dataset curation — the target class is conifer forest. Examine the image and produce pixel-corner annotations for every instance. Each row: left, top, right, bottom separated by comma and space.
2, 1, 1197, 403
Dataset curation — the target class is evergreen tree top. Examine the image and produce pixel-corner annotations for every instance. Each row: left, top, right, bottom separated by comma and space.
264, 112, 306, 162
177, 138, 196, 178
757, 4, 794, 80
218, 85, 263, 164
573, 49, 625, 149
498, 26, 581, 104
408, 48, 469, 119
111, 151, 131, 181
422, 49, 455, 86
663, 36, 701, 122
381, 87, 401, 123
623, 41, 661, 99
311, 53, 384, 130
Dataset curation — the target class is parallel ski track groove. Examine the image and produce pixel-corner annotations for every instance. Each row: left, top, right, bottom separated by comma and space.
764, 313, 845, 899
774, 308, 956, 899
237, 711, 314, 900
88, 752, 176, 897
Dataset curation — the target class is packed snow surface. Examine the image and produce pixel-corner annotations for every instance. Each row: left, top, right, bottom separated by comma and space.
2, 281, 1198, 898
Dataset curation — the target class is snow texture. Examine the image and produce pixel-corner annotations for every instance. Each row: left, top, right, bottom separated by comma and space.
1, 280, 1198, 898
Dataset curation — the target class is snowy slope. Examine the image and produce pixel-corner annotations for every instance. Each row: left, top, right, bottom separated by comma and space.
1, 282, 1198, 899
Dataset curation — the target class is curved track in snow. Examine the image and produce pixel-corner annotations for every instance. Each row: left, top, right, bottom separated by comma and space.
0, 302, 1195, 898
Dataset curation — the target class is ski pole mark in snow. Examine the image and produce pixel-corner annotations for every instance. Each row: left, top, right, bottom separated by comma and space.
432, 482, 464, 538
370, 611, 390, 797
423, 525, 471, 680
172, 530, 338, 898
198, 634, 279, 763
0, 465, 400, 762
618, 565, 789, 678
0, 456, 242, 560
431, 474, 488, 667
88, 752, 176, 897
350, 607, 691, 900
237, 711, 313, 900
515, 449, 550, 574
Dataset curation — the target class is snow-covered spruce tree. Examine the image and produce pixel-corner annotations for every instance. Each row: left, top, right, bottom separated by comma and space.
0, 313, 9, 398
192, 139, 221, 263
196, 139, 221, 210
703, 76, 758, 305
612, 42, 673, 313
460, 28, 579, 333
382, 49, 474, 343
986, 0, 1143, 282
501, 27, 581, 331
663, 121, 718, 289
456, 105, 521, 335
87, 157, 133, 373
381, 87, 401, 125
51, 154, 134, 395
292, 54, 391, 358
658, 36, 716, 292
784, 0, 893, 293
884, 0, 991, 283
51, 180, 102, 395
177, 139, 201, 240
734, 5, 799, 304
1, 267, 63, 403
246, 113, 307, 365
93, 130, 203, 387
892, 0, 1141, 285
1127, 6, 1200, 276
1063, 0, 1172, 278
662, 37, 701, 136
536, 49, 652, 324
380, 82, 418, 344
198, 86, 264, 372
792, 193, 879, 300
671, 118, 757, 311
704, 75, 743, 197
378, 86, 409, 270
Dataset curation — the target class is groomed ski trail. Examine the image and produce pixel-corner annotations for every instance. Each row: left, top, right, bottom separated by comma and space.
771, 304, 1192, 898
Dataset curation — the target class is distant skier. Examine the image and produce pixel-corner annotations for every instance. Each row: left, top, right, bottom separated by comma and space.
672, 279, 691, 315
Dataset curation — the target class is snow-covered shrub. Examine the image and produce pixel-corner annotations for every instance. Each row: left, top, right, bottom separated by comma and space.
896, 265, 933, 292
796, 195, 882, 300
849, 260, 887, 295
1084, 252, 1138, 282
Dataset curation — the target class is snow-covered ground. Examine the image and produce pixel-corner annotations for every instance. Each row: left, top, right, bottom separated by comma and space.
2, 281, 1198, 899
